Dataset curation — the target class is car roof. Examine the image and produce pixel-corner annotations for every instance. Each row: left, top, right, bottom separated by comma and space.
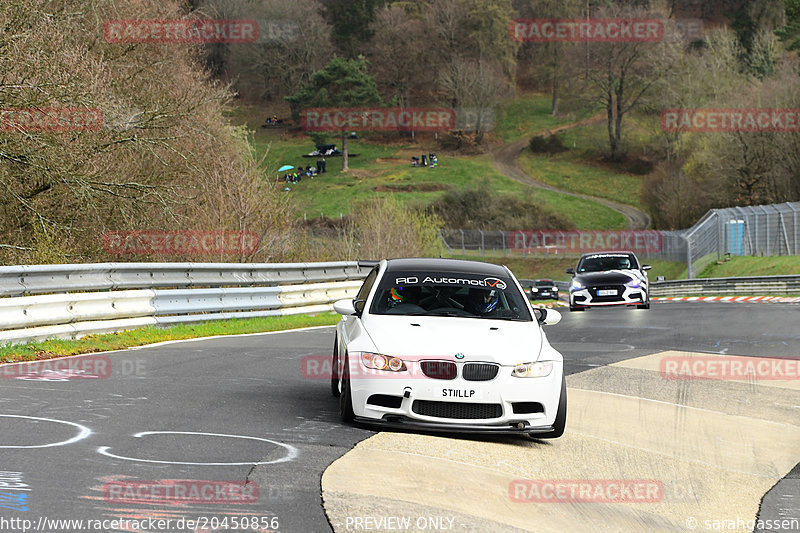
383, 257, 509, 276
579, 251, 638, 258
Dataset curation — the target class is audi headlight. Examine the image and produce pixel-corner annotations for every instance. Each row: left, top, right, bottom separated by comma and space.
360, 352, 407, 372
626, 279, 641, 288
570, 279, 584, 291
512, 361, 554, 378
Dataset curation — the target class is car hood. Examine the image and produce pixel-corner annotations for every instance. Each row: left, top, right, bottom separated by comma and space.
574, 269, 645, 285
362, 314, 542, 364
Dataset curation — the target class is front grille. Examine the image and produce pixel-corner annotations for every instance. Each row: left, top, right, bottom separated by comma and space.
590, 284, 626, 302
462, 363, 499, 381
420, 361, 457, 380
412, 400, 502, 419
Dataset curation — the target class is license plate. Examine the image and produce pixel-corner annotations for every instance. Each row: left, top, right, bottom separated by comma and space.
441, 388, 482, 400
597, 289, 617, 296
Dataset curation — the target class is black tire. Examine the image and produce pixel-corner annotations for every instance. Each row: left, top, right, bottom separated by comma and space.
339, 353, 355, 423
637, 302, 650, 309
530, 374, 566, 439
331, 334, 340, 397
569, 305, 585, 312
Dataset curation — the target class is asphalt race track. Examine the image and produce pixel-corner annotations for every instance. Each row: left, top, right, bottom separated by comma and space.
1, 302, 798, 533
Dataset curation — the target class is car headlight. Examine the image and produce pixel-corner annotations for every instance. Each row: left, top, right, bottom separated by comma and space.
626, 279, 641, 288
552, 286, 558, 291
512, 361, 553, 378
360, 352, 407, 372
570, 279, 584, 291
531, 287, 539, 292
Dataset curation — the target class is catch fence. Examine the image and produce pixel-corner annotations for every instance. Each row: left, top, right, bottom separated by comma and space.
439, 202, 800, 278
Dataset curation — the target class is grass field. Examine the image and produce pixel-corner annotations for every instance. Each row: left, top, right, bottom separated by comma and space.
698, 256, 800, 278
0, 314, 339, 363
250, 127, 628, 229
495, 93, 589, 142
517, 151, 645, 209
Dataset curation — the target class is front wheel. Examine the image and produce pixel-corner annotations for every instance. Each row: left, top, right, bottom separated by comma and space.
339, 353, 355, 423
331, 334, 340, 397
530, 374, 566, 439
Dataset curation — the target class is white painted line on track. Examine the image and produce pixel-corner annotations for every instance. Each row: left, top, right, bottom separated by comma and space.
0, 414, 92, 448
97, 430, 299, 466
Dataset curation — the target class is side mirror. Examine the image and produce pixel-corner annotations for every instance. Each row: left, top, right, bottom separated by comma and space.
642, 265, 652, 271
333, 299, 357, 316
565, 268, 575, 275
534, 308, 562, 326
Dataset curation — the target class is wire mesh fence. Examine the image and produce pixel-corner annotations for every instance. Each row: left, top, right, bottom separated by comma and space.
439, 202, 800, 278
683, 202, 800, 278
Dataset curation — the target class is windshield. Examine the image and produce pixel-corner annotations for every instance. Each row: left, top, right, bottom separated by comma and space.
577, 254, 638, 273
370, 271, 531, 321
535, 280, 555, 287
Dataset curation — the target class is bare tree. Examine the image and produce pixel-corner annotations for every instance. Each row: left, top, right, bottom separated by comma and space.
0, 0, 295, 262
368, 4, 432, 108
567, 4, 681, 160
439, 59, 511, 144
203, 0, 333, 102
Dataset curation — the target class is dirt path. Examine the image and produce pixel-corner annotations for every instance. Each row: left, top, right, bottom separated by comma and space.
492, 115, 652, 230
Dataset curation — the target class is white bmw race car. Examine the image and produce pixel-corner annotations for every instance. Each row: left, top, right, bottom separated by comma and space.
331, 258, 566, 439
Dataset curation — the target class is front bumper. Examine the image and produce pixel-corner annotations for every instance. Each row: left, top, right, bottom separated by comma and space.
349, 359, 564, 432
531, 291, 558, 300
354, 416, 555, 434
570, 286, 647, 307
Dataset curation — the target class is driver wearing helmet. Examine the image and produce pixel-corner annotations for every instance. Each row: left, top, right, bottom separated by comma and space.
387, 285, 421, 308
467, 288, 499, 316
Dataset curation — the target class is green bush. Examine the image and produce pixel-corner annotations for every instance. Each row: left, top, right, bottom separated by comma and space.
529, 134, 568, 154
429, 182, 574, 230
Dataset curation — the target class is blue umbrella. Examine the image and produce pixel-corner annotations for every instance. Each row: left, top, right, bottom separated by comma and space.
278, 164, 294, 172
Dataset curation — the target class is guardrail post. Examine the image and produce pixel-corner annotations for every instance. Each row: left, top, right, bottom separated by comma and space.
788, 203, 798, 255
460, 229, 465, 257
686, 239, 694, 279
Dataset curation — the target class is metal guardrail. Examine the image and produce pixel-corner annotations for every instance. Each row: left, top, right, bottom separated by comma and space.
0, 261, 364, 297
650, 275, 800, 297
0, 262, 368, 346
